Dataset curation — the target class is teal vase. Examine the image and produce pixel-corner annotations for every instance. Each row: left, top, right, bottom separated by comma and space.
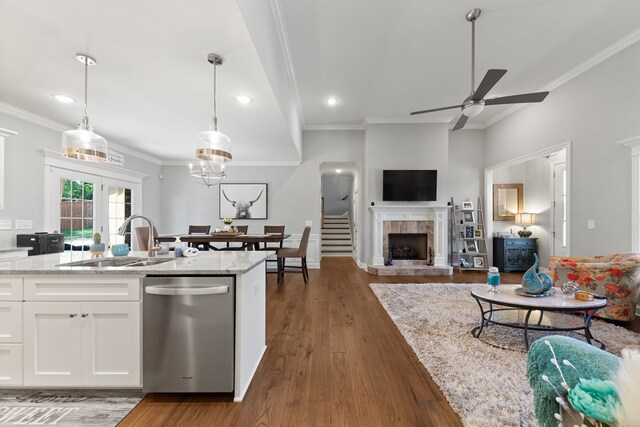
521, 253, 552, 294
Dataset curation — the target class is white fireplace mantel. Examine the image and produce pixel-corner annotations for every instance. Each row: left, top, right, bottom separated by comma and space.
369, 205, 451, 267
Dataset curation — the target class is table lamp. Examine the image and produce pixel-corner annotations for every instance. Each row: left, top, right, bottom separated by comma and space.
514, 213, 535, 238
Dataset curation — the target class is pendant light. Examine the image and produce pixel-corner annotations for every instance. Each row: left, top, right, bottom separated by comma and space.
61, 54, 108, 162
195, 53, 232, 163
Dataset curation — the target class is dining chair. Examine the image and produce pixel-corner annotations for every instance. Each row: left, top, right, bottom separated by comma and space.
261, 225, 285, 272
277, 226, 311, 284
224, 225, 249, 250
188, 225, 211, 249
135, 226, 159, 251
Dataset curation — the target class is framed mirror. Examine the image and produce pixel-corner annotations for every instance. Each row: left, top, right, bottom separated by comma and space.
492, 183, 523, 221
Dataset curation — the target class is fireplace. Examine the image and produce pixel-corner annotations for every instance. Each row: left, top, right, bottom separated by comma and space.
369, 206, 452, 275
388, 233, 428, 261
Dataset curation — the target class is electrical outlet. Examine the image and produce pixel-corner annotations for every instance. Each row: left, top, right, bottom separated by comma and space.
587, 220, 595, 230
15, 220, 33, 230
0, 220, 11, 230
305, 220, 313, 227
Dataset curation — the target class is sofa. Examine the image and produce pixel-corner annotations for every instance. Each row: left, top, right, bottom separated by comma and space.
527, 335, 621, 427
548, 253, 640, 321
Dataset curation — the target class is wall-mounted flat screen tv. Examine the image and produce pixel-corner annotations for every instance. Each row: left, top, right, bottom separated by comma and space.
383, 170, 437, 201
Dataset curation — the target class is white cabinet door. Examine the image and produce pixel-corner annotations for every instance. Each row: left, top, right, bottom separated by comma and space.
81, 302, 141, 386
23, 302, 82, 386
0, 344, 22, 385
0, 302, 22, 343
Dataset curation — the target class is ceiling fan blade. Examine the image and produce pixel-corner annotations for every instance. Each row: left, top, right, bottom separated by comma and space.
452, 115, 468, 131
471, 69, 507, 101
484, 91, 549, 105
410, 105, 462, 116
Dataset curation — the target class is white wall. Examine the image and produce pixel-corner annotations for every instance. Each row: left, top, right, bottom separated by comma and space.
0, 112, 162, 248
524, 157, 552, 265
485, 41, 640, 256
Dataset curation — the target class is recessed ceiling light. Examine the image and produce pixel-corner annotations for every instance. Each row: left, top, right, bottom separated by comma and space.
235, 94, 252, 104
327, 97, 338, 106
52, 94, 75, 104
336, 169, 342, 173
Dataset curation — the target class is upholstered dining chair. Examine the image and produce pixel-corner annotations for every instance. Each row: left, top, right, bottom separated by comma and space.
277, 226, 311, 284
224, 225, 249, 250
262, 225, 285, 272
188, 225, 211, 249
135, 226, 159, 251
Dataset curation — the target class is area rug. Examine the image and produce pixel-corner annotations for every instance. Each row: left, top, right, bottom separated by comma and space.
369, 283, 640, 427
0, 390, 143, 426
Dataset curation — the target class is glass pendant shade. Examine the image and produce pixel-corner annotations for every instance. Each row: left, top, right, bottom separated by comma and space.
195, 128, 232, 162
62, 122, 108, 162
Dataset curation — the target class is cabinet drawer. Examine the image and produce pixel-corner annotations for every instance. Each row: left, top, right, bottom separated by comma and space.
0, 344, 22, 386
0, 277, 22, 301
24, 277, 141, 301
0, 302, 22, 343
505, 239, 534, 247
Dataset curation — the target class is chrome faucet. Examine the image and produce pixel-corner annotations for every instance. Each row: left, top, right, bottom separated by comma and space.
118, 214, 159, 257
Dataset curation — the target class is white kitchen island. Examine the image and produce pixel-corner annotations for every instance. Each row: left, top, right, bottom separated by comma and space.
0, 250, 271, 402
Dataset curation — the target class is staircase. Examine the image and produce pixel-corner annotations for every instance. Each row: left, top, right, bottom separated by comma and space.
321, 215, 353, 257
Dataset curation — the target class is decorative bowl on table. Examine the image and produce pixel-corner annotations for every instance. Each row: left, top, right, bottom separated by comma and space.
111, 244, 130, 256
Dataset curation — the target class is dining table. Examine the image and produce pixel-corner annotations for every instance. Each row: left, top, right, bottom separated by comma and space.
155, 233, 291, 251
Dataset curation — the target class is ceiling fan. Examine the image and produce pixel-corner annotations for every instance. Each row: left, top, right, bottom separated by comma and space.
410, 8, 549, 131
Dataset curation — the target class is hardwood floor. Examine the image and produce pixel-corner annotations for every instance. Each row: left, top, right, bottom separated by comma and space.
120, 257, 639, 426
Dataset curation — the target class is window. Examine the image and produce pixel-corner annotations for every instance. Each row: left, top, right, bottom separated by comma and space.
59, 178, 98, 251
47, 163, 142, 251
108, 186, 132, 247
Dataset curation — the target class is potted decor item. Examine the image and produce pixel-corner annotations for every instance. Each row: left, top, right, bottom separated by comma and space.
222, 217, 233, 232
90, 232, 106, 258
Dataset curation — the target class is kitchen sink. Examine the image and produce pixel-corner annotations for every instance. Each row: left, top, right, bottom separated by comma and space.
57, 257, 173, 268
126, 259, 174, 267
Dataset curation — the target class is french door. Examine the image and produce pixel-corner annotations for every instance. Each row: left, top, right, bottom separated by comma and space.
48, 167, 141, 251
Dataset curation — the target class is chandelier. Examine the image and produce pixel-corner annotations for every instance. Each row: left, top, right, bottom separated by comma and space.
189, 162, 227, 187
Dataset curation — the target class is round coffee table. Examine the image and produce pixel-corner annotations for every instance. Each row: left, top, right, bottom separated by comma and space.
470, 285, 607, 350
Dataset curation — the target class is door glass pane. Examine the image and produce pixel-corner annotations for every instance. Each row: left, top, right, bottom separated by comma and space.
60, 179, 95, 251
108, 186, 132, 247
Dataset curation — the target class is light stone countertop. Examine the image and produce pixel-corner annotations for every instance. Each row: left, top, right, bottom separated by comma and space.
0, 250, 274, 275
0, 247, 29, 253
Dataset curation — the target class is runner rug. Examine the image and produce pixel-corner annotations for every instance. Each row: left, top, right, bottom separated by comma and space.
0, 389, 143, 426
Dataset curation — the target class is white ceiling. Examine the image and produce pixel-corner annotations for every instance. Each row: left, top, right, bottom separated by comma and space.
279, 0, 640, 126
2, 1, 640, 162
0, 0, 299, 162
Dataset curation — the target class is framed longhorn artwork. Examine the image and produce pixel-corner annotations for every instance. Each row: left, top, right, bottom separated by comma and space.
219, 183, 268, 220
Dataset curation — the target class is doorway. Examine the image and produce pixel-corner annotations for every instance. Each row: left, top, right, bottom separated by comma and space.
485, 142, 571, 266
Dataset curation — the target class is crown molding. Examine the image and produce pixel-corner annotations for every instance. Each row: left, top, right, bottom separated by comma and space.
270, 0, 305, 127
303, 123, 366, 131
485, 26, 640, 129
162, 159, 301, 167
0, 101, 69, 133
0, 101, 163, 164
0, 128, 18, 138
364, 117, 452, 125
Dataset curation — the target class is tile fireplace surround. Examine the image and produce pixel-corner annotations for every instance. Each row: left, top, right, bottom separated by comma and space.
369, 205, 453, 276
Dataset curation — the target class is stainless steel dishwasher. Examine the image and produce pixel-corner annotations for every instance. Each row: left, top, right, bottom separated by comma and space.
143, 276, 235, 393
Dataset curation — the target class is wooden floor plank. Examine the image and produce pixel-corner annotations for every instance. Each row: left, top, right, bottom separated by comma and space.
120, 257, 639, 426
